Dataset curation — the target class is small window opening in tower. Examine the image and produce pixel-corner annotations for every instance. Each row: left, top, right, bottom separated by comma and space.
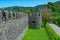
39, 14, 40, 16
32, 21, 35, 23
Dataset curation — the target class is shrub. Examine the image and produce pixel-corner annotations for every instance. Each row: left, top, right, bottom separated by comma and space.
56, 18, 60, 27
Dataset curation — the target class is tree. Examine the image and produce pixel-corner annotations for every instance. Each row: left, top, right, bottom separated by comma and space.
24, 9, 35, 14
55, 18, 60, 27
47, 2, 57, 11
40, 7, 55, 27
40, 7, 53, 22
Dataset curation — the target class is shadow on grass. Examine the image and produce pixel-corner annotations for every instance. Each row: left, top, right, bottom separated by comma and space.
28, 25, 41, 29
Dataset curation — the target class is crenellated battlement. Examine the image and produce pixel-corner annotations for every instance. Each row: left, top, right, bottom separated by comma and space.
0, 10, 28, 22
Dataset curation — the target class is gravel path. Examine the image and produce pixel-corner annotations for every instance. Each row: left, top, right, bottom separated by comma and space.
49, 23, 60, 36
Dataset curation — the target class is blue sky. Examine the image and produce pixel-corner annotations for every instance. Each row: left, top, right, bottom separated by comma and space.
0, 0, 58, 8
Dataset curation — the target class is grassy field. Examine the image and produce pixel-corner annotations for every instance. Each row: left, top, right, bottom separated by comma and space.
22, 28, 50, 40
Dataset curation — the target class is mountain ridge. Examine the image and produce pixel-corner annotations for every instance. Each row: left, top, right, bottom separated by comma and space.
0, 1, 60, 12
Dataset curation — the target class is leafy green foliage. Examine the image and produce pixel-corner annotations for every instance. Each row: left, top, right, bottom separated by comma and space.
47, 1, 60, 12
23, 9, 35, 14
47, 2, 56, 11
55, 18, 60, 27
47, 1, 60, 26
40, 7, 55, 22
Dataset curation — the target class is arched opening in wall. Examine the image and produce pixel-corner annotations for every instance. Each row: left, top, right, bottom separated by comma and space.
29, 20, 36, 29
32, 21, 35, 23
39, 14, 40, 16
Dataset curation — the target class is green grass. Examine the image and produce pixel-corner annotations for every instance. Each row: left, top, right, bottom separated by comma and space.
22, 28, 50, 40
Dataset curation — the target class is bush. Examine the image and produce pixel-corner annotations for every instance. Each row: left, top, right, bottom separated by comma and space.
56, 18, 60, 27
46, 22, 60, 40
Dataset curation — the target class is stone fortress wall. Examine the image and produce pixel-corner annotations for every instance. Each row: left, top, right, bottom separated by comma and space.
0, 10, 28, 40
28, 12, 42, 29
0, 10, 41, 40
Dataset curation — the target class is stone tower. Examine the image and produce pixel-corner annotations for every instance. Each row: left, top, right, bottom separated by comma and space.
28, 12, 42, 29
